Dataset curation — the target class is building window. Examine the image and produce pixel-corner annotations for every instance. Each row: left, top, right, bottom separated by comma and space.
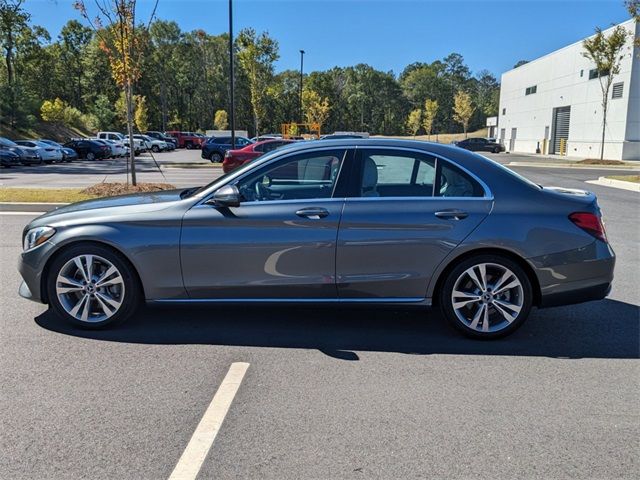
525, 85, 537, 95
580, 69, 584, 77
589, 68, 610, 80
502, 108, 506, 115
612, 82, 624, 99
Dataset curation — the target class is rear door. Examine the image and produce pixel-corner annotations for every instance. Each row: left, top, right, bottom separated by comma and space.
336, 148, 492, 299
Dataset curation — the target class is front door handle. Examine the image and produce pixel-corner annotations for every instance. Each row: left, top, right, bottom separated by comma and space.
435, 209, 469, 220
296, 207, 329, 219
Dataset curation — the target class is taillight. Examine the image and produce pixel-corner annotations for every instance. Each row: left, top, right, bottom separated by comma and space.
569, 212, 607, 242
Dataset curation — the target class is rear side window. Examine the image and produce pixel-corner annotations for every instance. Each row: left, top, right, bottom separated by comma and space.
358, 150, 437, 198
355, 149, 485, 198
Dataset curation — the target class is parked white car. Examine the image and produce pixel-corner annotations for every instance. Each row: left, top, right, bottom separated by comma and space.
15, 140, 63, 164
91, 138, 126, 158
133, 134, 168, 153
97, 131, 146, 155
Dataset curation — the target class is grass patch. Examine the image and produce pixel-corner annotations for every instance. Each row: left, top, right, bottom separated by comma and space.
577, 158, 626, 166
0, 182, 176, 203
605, 175, 640, 183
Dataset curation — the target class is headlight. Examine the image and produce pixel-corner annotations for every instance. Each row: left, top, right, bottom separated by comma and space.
23, 226, 56, 251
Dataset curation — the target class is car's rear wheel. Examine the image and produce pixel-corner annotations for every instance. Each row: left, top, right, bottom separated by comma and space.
493, 146, 500, 153
151, 145, 160, 153
210, 152, 222, 163
439, 255, 533, 339
185, 142, 193, 150
47, 244, 140, 329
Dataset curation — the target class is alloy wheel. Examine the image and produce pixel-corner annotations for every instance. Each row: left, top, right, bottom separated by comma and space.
450, 262, 524, 333
55, 254, 125, 323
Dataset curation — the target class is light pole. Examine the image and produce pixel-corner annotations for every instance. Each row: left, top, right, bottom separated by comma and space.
299, 49, 305, 124
229, 0, 235, 147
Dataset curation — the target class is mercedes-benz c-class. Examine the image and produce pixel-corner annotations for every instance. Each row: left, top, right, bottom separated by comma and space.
18, 139, 615, 339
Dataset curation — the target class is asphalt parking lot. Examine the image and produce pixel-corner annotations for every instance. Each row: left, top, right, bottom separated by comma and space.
1, 158, 639, 479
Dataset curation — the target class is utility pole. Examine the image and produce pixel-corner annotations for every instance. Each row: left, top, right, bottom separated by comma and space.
299, 49, 305, 123
229, 0, 236, 147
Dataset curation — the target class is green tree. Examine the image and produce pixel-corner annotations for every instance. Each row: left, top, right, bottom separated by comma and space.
134, 95, 148, 132
40, 98, 67, 123
91, 94, 116, 130
302, 89, 330, 129
236, 28, 279, 137
58, 20, 92, 108
582, 25, 628, 160
626, 1, 639, 50
422, 99, 438, 140
453, 90, 475, 138
407, 108, 421, 137
214, 109, 228, 129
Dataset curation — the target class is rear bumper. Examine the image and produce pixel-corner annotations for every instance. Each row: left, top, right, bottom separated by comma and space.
531, 240, 615, 308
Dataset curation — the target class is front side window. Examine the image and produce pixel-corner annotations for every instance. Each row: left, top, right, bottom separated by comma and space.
235, 150, 345, 202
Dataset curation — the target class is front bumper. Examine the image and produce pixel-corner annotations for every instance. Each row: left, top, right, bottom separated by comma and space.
18, 240, 58, 304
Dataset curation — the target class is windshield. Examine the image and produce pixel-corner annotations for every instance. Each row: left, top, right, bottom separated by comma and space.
0, 138, 18, 147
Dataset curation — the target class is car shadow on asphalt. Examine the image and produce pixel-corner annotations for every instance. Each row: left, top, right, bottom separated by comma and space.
35, 298, 639, 360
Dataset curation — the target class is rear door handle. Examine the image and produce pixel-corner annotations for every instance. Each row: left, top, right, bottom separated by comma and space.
435, 209, 469, 220
296, 207, 329, 219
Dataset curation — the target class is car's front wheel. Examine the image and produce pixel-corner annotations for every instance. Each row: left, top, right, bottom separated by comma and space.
493, 146, 500, 153
210, 152, 222, 163
46, 244, 140, 328
151, 145, 160, 153
86, 152, 95, 161
439, 255, 533, 339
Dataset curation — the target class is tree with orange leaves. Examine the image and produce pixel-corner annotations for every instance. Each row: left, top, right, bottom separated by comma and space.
74, 0, 158, 185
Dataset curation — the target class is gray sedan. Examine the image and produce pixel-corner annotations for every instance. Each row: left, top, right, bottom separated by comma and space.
18, 139, 615, 339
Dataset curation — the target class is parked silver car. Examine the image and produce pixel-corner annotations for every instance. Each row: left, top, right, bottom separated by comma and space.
15, 140, 64, 163
18, 139, 615, 339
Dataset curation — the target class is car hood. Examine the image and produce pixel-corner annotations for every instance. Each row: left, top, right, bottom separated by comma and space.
31, 189, 189, 227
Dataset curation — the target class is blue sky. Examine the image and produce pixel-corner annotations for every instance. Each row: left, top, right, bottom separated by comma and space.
30, 0, 630, 77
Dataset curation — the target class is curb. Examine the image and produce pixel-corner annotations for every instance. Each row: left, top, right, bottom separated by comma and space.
0, 202, 64, 212
585, 177, 640, 192
508, 162, 640, 170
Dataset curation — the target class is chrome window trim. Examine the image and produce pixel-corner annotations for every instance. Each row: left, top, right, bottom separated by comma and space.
353, 145, 493, 200
196, 146, 355, 207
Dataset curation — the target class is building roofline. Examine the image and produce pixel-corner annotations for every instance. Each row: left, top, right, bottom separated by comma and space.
502, 18, 636, 78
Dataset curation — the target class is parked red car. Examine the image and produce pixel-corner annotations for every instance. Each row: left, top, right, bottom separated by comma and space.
222, 139, 295, 173
164, 131, 204, 149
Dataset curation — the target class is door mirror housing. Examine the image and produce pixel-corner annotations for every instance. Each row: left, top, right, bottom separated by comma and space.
208, 185, 241, 207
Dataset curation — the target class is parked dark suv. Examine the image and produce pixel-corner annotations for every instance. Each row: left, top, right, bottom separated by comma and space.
64, 139, 111, 160
456, 137, 505, 153
201, 136, 252, 163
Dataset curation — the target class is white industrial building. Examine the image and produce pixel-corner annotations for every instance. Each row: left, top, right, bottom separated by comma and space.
497, 19, 639, 160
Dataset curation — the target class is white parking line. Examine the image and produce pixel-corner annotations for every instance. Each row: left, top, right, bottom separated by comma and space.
0, 211, 46, 216
168, 362, 250, 480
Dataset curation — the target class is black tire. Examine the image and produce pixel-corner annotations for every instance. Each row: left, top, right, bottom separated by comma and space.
439, 254, 533, 339
493, 147, 500, 154
210, 152, 222, 163
185, 142, 193, 150
46, 243, 141, 329
86, 152, 95, 161
151, 145, 160, 153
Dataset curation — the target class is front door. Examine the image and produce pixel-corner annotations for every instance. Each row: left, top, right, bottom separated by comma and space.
336, 148, 491, 299
181, 149, 350, 299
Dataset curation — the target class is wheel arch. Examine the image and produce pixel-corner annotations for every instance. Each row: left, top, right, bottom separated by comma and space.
40, 239, 145, 304
429, 247, 542, 307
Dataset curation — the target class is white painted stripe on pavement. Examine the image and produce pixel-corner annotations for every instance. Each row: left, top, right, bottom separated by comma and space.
168, 362, 250, 480
0, 211, 46, 215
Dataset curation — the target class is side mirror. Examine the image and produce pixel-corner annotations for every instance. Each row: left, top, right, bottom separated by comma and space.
208, 185, 240, 207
